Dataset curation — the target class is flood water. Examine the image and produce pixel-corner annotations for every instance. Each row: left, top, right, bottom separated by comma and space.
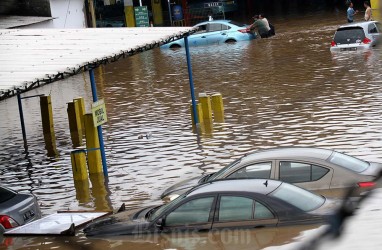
1, 10, 382, 249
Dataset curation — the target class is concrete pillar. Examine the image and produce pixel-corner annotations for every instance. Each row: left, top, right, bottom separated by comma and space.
84, 113, 103, 174
151, 0, 164, 26
40, 96, 58, 157
67, 101, 83, 148
124, 0, 135, 27
211, 93, 225, 123
71, 149, 88, 181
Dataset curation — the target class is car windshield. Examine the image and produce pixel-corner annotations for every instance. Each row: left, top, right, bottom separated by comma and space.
270, 183, 325, 211
149, 193, 186, 221
327, 152, 369, 173
0, 186, 17, 203
208, 158, 242, 181
334, 27, 365, 44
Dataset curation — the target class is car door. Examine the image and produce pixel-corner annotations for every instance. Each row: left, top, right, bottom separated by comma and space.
223, 161, 275, 180
275, 160, 333, 190
189, 24, 209, 46
206, 23, 228, 44
212, 195, 278, 230
162, 196, 216, 232
368, 23, 380, 46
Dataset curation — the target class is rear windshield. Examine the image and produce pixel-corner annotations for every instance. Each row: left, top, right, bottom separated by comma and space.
270, 183, 325, 211
0, 187, 17, 203
334, 27, 365, 44
229, 21, 246, 27
327, 152, 369, 173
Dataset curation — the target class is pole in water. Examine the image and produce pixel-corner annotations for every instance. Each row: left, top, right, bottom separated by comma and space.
184, 36, 199, 126
17, 91, 28, 154
89, 69, 108, 177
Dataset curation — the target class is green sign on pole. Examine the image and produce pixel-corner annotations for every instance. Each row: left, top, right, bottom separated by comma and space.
134, 6, 150, 27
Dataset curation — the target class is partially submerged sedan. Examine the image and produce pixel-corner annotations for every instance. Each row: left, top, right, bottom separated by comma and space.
330, 21, 380, 52
0, 186, 41, 234
84, 179, 338, 237
161, 147, 382, 202
161, 20, 256, 49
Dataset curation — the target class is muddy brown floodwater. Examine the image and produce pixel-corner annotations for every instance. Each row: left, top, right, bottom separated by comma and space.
1, 10, 381, 250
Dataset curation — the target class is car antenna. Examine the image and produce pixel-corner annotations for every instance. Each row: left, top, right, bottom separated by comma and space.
263, 180, 268, 187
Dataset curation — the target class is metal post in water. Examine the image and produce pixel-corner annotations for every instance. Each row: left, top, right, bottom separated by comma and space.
184, 36, 199, 126
89, 69, 108, 177
17, 92, 28, 153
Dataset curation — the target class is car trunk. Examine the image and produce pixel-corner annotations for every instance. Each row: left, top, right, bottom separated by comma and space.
334, 27, 365, 45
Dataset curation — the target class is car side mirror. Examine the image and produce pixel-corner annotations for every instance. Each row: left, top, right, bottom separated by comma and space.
156, 218, 165, 230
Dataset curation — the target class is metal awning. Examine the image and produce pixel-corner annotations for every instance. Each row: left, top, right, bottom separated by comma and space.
0, 15, 54, 29
0, 27, 196, 101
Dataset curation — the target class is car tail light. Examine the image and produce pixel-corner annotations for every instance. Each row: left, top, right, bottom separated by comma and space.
362, 37, 371, 44
331, 41, 337, 47
238, 28, 250, 33
357, 181, 375, 188
0, 215, 19, 229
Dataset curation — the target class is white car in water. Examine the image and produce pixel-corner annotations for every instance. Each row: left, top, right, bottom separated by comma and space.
330, 21, 381, 52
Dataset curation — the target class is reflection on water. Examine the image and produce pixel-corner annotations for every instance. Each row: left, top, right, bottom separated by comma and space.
0, 225, 321, 250
0, 10, 382, 249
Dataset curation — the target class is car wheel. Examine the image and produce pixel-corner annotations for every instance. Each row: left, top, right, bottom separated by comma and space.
169, 44, 181, 49
225, 39, 237, 43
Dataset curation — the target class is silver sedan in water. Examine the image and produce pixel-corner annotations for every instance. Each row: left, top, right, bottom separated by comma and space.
161, 147, 382, 201
0, 186, 41, 234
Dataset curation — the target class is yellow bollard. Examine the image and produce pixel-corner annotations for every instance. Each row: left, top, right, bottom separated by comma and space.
371, 0, 379, 9
84, 113, 103, 174
190, 103, 204, 133
67, 101, 83, 148
73, 97, 86, 136
124, 0, 135, 27
70, 149, 88, 181
40, 96, 58, 157
199, 93, 213, 122
211, 93, 225, 123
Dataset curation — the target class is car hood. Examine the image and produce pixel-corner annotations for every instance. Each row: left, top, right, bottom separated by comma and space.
83, 206, 158, 237
160, 173, 213, 200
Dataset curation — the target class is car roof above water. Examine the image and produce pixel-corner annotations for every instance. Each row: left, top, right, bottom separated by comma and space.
239, 147, 334, 164
337, 20, 379, 30
188, 179, 281, 196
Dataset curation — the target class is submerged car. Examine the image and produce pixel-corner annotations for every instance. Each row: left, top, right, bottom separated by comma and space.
330, 21, 380, 52
0, 186, 41, 234
84, 179, 338, 237
161, 147, 382, 201
161, 20, 256, 49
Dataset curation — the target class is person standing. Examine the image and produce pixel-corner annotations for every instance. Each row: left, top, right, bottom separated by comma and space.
364, 1, 373, 21
347, 1, 358, 23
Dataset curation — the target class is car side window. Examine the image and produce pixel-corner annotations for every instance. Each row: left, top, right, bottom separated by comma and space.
221, 24, 230, 31
279, 162, 329, 183
208, 23, 223, 32
226, 162, 272, 179
368, 23, 378, 34
165, 197, 214, 226
195, 24, 207, 34
218, 196, 273, 222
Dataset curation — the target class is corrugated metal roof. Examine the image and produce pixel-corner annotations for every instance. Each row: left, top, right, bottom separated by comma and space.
0, 15, 54, 29
0, 27, 196, 101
